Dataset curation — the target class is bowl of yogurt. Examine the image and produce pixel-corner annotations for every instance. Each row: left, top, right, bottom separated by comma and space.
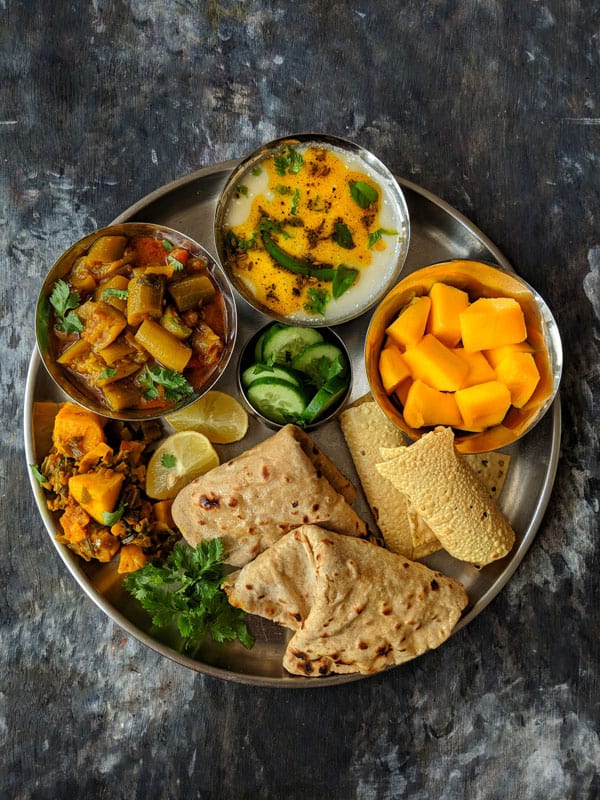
214, 133, 410, 326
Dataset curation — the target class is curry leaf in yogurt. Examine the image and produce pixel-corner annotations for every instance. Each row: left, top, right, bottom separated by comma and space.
50, 279, 84, 334
332, 264, 359, 299
304, 287, 330, 316
367, 227, 398, 249
274, 145, 304, 176
332, 220, 355, 249
349, 180, 378, 210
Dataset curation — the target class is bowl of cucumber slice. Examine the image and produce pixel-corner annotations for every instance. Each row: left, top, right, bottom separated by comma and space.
237, 321, 352, 430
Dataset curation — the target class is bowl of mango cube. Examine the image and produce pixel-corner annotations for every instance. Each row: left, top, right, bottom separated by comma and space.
364, 260, 562, 453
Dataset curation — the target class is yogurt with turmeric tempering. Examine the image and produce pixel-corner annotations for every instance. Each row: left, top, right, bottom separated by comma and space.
220, 140, 409, 324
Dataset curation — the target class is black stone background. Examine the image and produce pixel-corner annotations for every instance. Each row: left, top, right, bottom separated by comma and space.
1, 2, 599, 798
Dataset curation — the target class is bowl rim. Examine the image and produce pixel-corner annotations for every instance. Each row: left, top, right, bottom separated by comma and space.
35, 221, 238, 421
213, 132, 411, 327
364, 258, 563, 453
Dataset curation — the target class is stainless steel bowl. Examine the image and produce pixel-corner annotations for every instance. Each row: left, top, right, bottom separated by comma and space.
35, 222, 238, 421
214, 133, 410, 326
237, 322, 353, 431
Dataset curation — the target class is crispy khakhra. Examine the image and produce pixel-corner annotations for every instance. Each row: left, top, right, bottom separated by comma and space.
376, 426, 516, 566
171, 424, 367, 566
340, 401, 511, 560
224, 524, 468, 676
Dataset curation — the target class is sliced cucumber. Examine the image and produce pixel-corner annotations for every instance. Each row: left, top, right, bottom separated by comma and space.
246, 377, 307, 424
302, 374, 350, 423
261, 325, 324, 365
241, 362, 302, 389
253, 323, 284, 361
291, 342, 348, 387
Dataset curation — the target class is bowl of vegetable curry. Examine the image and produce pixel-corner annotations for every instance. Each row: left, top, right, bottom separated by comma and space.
35, 223, 237, 420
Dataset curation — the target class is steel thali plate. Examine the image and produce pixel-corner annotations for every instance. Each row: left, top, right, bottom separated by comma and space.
24, 161, 561, 687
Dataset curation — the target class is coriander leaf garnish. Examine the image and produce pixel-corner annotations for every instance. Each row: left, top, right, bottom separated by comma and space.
251, 166, 262, 176
102, 500, 127, 526
274, 145, 304, 176
235, 184, 249, 198
304, 287, 330, 316
138, 364, 194, 403
30, 464, 47, 485
332, 264, 359, 299
161, 452, 177, 469
168, 255, 185, 271
102, 287, 129, 301
367, 227, 398, 249
123, 539, 255, 653
332, 220, 355, 249
98, 367, 117, 380
162, 239, 175, 251
49, 279, 83, 333
349, 180, 378, 209
291, 188, 301, 216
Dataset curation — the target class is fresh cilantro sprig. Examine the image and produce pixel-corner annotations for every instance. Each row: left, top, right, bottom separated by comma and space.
138, 364, 194, 403
101, 287, 129, 301
123, 539, 254, 653
49, 279, 83, 334
367, 227, 398, 249
30, 464, 47, 485
304, 287, 330, 316
274, 145, 304, 176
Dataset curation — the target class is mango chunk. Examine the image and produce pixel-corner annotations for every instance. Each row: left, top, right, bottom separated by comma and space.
459, 297, 527, 352
385, 295, 431, 349
483, 340, 534, 369
379, 345, 411, 394
69, 469, 125, 524
395, 377, 413, 406
426, 282, 470, 347
403, 379, 463, 429
455, 380, 512, 431
495, 351, 541, 408
403, 334, 469, 392
452, 347, 496, 388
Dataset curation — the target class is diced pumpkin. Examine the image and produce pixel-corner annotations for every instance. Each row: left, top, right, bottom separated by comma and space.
459, 297, 527, 352
495, 351, 541, 408
78, 441, 113, 473
117, 543, 148, 574
153, 499, 175, 527
68, 469, 125, 524
52, 402, 107, 458
426, 282, 470, 347
455, 380, 512, 431
385, 295, 431, 349
403, 379, 463, 429
59, 500, 91, 545
483, 340, 535, 369
403, 333, 469, 392
379, 345, 411, 394
452, 347, 497, 388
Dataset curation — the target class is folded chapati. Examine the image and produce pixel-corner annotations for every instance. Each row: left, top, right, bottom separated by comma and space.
376, 426, 516, 566
223, 525, 468, 676
171, 425, 367, 566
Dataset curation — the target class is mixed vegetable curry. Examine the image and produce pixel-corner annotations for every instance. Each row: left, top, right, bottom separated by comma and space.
47, 232, 228, 414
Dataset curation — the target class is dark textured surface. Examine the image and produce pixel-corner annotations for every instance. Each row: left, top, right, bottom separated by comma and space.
2, 2, 599, 798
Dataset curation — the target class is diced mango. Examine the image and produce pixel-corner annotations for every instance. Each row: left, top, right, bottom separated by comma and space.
395, 377, 413, 406
426, 282, 470, 347
459, 297, 527, 351
452, 348, 497, 388
403, 334, 470, 392
379, 345, 411, 394
495, 351, 541, 408
403, 379, 463, 429
483, 340, 535, 369
385, 295, 431, 349
455, 380, 512, 431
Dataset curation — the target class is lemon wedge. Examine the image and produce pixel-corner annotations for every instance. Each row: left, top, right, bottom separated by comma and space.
146, 431, 220, 500
165, 390, 249, 444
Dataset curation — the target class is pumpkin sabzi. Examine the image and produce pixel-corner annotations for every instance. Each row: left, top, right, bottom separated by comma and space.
32, 402, 180, 573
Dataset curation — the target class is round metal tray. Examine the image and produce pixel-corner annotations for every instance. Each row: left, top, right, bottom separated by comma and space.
24, 161, 561, 687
